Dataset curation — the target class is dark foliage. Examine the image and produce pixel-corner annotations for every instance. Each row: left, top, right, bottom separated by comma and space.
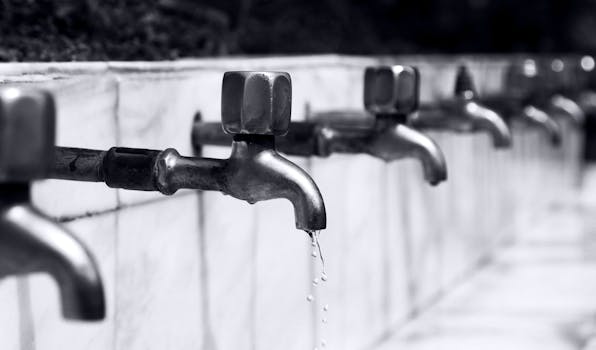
0, 0, 593, 61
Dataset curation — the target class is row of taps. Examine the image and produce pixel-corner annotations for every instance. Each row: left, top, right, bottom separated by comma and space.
0, 56, 592, 323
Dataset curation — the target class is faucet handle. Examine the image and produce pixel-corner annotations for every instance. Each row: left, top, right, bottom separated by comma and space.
505, 59, 545, 100
221, 71, 292, 136
364, 65, 420, 116
0, 87, 55, 182
454, 65, 477, 99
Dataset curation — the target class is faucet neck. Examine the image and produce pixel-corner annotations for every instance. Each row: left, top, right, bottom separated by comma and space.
375, 113, 408, 127
232, 134, 276, 150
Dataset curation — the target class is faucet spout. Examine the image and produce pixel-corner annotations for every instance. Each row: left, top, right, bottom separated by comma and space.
0, 185, 105, 321
368, 121, 447, 185
141, 136, 326, 231
223, 136, 326, 231
464, 101, 512, 148
520, 105, 562, 146
412, 100, 512, 148
549, 94, 585, 125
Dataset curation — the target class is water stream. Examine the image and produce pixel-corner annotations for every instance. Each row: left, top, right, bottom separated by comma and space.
305, 230, 328, 349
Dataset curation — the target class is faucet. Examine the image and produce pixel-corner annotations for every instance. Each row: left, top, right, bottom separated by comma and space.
575, 55, 596, 114
409, 65, 512, 148
481, 59, 563, 146
0, 87, 105, 320
544, 58, 586, 126
48, 71, 326, 233
526, 58, 586, 127
192, 65, 448, 186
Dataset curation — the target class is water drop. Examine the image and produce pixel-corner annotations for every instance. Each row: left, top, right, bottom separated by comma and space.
322, 318, 328, 324
312, 278, 319, 286
321, 340, 327, 347
306, 294, 313, 302
321, 273, 328, 282
311, 250, 318, 258
323, 304, 329, 312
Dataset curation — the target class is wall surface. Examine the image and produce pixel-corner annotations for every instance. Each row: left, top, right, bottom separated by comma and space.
0, 55, 581, 350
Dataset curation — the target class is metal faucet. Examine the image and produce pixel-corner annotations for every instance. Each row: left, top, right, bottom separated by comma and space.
574, 55, 596, 115
482, 59, 563, 146
0, 87, 105, 321
49, 71, 327, 233
409, 65, 512, 148
192, 66, 448, 186
531, 58, 586, 126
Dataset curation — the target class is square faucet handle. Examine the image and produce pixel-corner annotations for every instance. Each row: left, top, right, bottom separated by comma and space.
545, 58, 582, 93
453, 65, 478, 99
221, 71, 292, 136
0, 87, 56, 182
364, 65, 420, 116
505, 59, 544, 99
505, 59, 536, 97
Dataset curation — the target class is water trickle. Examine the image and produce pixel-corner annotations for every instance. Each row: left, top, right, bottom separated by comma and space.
307, 230, 326, 273
305, 230, 329, 349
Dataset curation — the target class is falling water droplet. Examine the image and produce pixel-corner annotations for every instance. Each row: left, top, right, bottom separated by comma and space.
322, 318, 328, 324
323, 304, 329, 312
312, 278, 319, 286
311, 250, 318, 258
321, 273, 328, 282
321, 340, 327, 348
306, 294, 313, 302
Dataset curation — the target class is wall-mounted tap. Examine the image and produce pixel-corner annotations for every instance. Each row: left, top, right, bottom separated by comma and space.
0, 87, 105, 321
542, 58, 586, 127
482, 59, 562, 146
192, 65, 448, 186
538, 58, 585, 126
573, 56, 596, 115
49, 71, 327, 233
409, 65, 512, 148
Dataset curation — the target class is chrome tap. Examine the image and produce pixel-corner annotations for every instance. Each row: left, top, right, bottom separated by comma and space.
575, 55, 596, 114
543, 58, 586, 126
192, 65, 448, 186
49, 72, 327, 232
482, 59, 562, 146
0, 87, 105, 320
410, 65, 512, 148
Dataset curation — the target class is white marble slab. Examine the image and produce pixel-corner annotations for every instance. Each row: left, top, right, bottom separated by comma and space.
115, 194, 203, 350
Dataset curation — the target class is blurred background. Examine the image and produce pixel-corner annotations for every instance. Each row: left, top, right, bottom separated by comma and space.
1, 0, 595, 61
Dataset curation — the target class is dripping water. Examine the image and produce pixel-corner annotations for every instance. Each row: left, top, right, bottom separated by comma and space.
305, 230, 329, 349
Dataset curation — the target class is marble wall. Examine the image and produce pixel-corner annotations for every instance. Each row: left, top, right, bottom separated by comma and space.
0, 55, 580, 350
